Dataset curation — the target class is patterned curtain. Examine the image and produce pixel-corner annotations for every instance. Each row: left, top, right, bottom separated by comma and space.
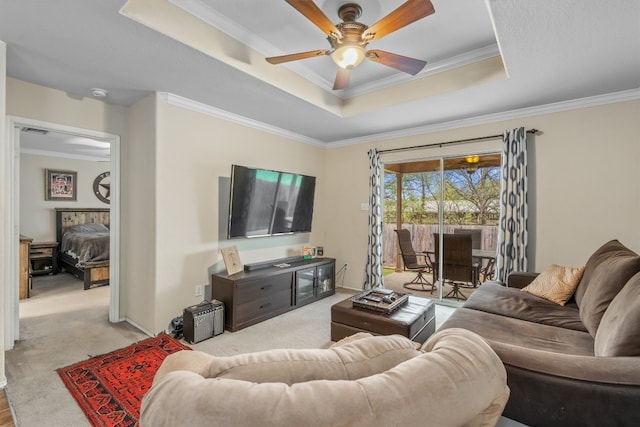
495, 127, 528, 282
364, 148, 384, 290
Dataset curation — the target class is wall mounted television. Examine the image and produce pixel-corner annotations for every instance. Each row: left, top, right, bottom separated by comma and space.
228, 164, 316, 239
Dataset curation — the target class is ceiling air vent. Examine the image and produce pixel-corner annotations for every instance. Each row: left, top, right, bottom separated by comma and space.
21, 127, 49, 135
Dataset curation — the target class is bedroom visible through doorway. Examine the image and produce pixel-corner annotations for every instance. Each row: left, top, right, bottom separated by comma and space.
4, 116, 121, 349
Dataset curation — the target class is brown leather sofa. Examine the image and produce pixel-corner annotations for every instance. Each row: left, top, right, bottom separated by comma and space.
440, 239, 640, 427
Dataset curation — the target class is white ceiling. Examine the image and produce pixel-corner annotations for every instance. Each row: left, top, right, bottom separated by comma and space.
1, 0, 639, 154
19, 128, 110, 162
178, 0, 499, 91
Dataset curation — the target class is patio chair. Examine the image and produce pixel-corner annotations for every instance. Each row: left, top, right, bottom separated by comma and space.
433, 233, 480, 301
394, 229, 436, 293
453, 228, 481, 249
454, 228, 492, 281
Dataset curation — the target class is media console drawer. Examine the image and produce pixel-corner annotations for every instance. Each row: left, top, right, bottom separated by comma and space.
212, 258, 335, 332
234, 273, 292, 302
235, 288, 292, 326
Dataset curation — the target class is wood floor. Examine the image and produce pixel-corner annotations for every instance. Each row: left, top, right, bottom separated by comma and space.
0, 389, 15, 427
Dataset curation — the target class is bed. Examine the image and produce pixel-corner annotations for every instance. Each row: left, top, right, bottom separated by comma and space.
55, 208, 110, 290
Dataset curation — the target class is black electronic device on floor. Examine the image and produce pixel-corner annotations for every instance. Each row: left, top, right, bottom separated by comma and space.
183, 300, 224, 344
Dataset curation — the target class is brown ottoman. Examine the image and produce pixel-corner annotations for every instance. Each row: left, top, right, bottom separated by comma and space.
331, 295, 436, 344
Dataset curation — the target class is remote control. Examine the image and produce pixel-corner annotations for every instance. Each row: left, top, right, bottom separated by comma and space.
363, 295, 382, 303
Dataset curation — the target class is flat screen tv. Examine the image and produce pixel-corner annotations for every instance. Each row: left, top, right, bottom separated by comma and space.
228, 164, 316, 239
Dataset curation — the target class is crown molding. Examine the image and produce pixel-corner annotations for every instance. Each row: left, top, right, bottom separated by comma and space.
328, 88, 640, 147
159, 92, 324, 146
159, 88, 640, 149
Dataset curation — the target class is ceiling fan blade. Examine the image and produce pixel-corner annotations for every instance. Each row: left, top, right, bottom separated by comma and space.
266, 49, 330, 64
366, 50, 427, 75
285, 0, 342, 38
363, 0, 435, 42
333, 68, 351, 90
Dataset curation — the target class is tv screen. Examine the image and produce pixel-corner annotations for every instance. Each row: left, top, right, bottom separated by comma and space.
228, 165, 316, 238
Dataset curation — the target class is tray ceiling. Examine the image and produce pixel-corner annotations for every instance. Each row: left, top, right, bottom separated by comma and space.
1, 0, 638, 148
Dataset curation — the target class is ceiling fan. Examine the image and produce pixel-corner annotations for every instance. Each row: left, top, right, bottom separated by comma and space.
265, 0, 435, 90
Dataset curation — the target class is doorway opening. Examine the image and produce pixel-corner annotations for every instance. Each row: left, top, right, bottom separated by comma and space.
4, 117, 121, 349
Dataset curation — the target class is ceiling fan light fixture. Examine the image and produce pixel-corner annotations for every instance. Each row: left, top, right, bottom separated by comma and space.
465, 155, 480, 174
465, 155, 480, 164
266, 0, 436, 89
331, 44, 365, 69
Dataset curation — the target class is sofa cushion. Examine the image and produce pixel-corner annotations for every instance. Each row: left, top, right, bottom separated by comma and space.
441, 307, 595, 357
440, 308, 640, 386
594, 272, 640, 357
576, 240, 640, 336
521, 264, 585, 305
201, 333, 421, 383
463, 282, 587, 332
141, 329, 510, 427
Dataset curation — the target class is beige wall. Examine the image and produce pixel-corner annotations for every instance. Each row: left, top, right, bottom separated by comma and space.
19, 154, 108, 241
4, 79, 329, 336
4, 77, 639, 339
326, 100, 640, 289
130, 96, 328, 333
6, 78, 127, 136
121, 93, 157, 333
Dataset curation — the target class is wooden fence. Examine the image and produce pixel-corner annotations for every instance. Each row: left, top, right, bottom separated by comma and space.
383, 224, 498, 267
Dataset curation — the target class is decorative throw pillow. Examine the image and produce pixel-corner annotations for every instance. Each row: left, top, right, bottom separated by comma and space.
521, 264, 585, 305
576, 240, 640, 337
594, 272, 640, 357
574, 239, 640, 307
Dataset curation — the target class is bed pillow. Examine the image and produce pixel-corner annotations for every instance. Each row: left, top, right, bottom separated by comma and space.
521, 264, 585, 305
65, 223, 109, 234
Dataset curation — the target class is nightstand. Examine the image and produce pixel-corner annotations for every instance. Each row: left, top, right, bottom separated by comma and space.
29, 242, 59, 276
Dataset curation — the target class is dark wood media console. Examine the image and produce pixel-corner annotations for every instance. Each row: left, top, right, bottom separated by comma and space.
212, 257, 335, 332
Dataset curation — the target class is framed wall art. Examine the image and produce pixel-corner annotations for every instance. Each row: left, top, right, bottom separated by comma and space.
45, 169, 77, 201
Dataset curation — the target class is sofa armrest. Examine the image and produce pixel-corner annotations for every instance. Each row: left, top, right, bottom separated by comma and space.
507, 272, 539, 289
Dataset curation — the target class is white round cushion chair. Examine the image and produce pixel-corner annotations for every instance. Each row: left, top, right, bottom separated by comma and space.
140, 328, 509, 427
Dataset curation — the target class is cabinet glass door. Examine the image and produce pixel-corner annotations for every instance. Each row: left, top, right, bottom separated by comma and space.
316, 264, 334, 296
296, 267, 316, 305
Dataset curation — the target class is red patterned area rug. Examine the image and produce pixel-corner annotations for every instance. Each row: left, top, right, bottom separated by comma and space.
57, 334, 191, 427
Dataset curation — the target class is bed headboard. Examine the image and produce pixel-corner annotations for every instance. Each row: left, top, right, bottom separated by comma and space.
55, 208, 110, 243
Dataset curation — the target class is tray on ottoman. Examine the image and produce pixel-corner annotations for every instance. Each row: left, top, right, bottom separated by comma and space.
331, 294, 436, 344
351, 289, 408, 314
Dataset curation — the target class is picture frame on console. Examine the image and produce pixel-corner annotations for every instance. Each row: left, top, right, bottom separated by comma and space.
221, 246, 243, 275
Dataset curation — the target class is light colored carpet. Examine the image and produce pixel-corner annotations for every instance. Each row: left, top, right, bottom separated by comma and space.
5, 274, 147, 426
4, 274, 525, 427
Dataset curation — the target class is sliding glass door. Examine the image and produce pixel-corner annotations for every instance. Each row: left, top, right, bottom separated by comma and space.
383, 152, 501, 303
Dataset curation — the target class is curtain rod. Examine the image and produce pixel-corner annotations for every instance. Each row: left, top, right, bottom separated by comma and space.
378, 128, 540, 154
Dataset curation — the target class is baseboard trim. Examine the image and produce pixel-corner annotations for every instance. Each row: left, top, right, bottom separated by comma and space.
124, 317, 156, 337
